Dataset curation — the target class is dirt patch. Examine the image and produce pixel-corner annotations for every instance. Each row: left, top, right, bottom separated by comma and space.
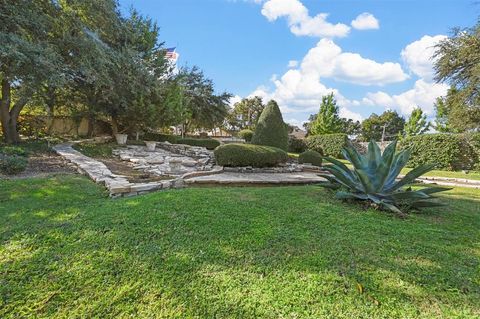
0, 154, 76, 179
98, 157, 173, 183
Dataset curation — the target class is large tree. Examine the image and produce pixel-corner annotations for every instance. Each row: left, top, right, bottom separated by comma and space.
403, 107, 430, 138
433, 20, 480, 132
309, 93, 343, 135
0, 0, 65, 143
175, 66, 231, 134
361, 110, 405, 142
226, 96, 265, 131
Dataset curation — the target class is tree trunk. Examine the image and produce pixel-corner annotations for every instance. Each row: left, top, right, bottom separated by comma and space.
87, 115, 95, 137
111, 115, 119, 136
0, 79, 23, 144
45, 86, 56, 134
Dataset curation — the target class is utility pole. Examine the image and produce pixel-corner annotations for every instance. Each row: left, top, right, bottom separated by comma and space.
381, 124, 387, 143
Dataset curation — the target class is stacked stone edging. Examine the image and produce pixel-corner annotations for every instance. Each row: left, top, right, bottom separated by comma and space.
157, 142, 214, 162
53, 143, 185, 198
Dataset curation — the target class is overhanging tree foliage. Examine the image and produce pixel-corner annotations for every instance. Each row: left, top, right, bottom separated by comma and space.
175, 66, 231, 134
0, 0, 231, 143
0, 0, 64, 143
433, 20, 480, 132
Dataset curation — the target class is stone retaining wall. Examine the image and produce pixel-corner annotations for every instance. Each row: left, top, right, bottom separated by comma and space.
157, 142, 214, 162
53, 143, 185, 198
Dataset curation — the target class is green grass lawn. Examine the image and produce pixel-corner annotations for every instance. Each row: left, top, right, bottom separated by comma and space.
1, 176, 479, 318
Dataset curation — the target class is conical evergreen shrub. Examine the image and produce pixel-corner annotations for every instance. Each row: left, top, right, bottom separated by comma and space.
251, 100, 288, 151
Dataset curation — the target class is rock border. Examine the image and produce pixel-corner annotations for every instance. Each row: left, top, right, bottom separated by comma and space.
53, 143, 186, 198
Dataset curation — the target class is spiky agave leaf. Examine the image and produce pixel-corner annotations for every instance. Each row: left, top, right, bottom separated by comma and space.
317, 140, 450, 215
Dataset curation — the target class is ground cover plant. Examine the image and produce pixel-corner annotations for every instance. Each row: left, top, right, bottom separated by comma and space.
72, 142, 115, 158
0, 175, 479, 318
0, 140, 57, 175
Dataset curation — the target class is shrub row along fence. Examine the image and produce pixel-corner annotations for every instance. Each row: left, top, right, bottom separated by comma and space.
301, 132, 480, 171
399, 133, 480, 171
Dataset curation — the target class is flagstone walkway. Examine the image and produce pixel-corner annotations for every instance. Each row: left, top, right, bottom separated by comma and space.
184, 171, 326, 185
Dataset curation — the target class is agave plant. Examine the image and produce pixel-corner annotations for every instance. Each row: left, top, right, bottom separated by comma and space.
319, 140, 450, 215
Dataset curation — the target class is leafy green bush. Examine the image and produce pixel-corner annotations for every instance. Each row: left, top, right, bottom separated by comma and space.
251, 100, 288, 150
320, 140, 449, 215
143, 132, 179, 144
298, 150, 323, 166
306, 133, 348, 158
177, 138, 220, 150
0, 146, 28, 157
0, 155, 28, 175
399, 134, 476, 171
238, 129, 254, 142
465, 133, 480, 170
288, 136, 307, 153
214, 143, 288, 167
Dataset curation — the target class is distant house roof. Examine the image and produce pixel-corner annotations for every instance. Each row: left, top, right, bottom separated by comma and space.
289, 127, 307, 139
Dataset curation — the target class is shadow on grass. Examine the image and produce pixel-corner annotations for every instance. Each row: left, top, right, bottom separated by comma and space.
0, 176, 479, 318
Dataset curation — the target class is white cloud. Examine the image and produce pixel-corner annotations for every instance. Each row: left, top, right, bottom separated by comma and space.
352, 35, 450, 116
339, 107, 363, 122
246, 37, 407, 124
261, 0, 350, 38
364, 79, 448, 115
401, 34, 447, 80
301, 39, 408, 85
229, 95, 242, 106
287, 60, 298, 68
351, 13, 379, 30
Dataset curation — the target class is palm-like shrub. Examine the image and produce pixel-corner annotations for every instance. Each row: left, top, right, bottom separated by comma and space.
319, 140, 450, 215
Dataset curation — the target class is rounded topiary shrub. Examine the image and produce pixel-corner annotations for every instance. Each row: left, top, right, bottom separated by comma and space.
298, 150, 323, 167
238, 129, 254, 142
214, 143, 288, 167
177, 138, 220, 150
288, 136, 307, 153
251, 100, 288, 151
0, 155, 28, 175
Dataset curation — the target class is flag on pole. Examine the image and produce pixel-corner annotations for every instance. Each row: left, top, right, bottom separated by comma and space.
165, 47, 178, 60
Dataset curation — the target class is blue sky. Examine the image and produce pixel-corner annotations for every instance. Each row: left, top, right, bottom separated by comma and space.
119, 0, 478, 127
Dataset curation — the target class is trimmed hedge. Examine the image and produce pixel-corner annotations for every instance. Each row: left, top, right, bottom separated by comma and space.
399, 134, 477, 171
465, 133, 480, 170
251, 101, 288, 151
177, 138, 220, 150
306, 133, 348, 158
214, 143, 288, 167
298, 150, 323, 167
143, 132, 179, 144
238, 129, 254, 142
288, 136, 307, 153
